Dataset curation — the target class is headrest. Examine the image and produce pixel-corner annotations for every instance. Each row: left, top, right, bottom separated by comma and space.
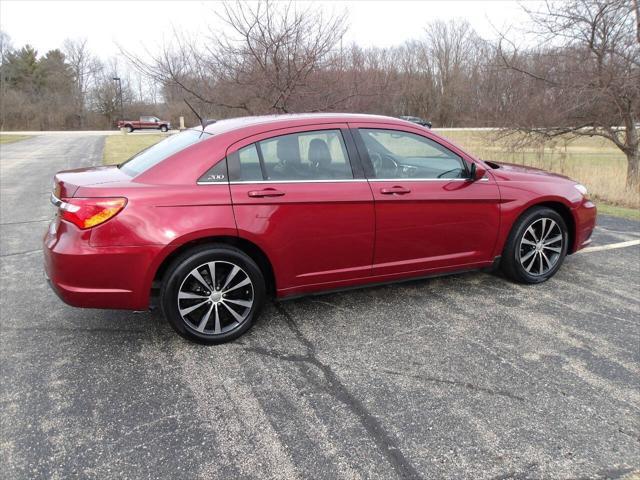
277, 136, 300, 165
309, 138, 331, 167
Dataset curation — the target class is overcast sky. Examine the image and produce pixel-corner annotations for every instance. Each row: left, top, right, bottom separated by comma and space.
1, 0, 537, 59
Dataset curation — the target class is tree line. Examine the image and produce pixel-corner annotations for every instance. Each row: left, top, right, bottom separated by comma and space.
0, 34, 161, 130
0, 0, 638, 186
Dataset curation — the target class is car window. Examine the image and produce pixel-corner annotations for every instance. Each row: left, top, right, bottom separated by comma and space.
119, 129, 208, 177
232, 130, 353, 181
359, 129, 466, 179
236, 144, 263, 181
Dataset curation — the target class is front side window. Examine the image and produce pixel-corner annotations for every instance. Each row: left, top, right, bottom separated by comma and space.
359, 129, 467, 179
120, 129, 208, 177
230, 129, 353, 181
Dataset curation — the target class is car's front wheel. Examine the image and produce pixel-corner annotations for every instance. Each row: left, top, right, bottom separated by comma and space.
160, 125, 168, 132
501, 207, 569, 284
160, 245, 266, 344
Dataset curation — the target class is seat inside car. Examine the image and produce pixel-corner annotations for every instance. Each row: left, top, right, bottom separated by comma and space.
273, 136, 308, 179
309, 138, 333, 178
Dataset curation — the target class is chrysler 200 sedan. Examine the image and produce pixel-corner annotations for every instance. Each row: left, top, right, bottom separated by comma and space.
44, 114, 597, 343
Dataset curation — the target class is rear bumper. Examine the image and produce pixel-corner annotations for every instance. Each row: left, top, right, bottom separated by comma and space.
572, 199, 597, 252
43, 218, 162, 310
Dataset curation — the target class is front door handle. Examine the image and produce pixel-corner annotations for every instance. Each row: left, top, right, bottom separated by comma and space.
247, 188, 285, 198
380, 186, 411, 195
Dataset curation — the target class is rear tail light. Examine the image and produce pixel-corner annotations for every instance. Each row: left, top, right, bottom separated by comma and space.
57, 197, 127, 229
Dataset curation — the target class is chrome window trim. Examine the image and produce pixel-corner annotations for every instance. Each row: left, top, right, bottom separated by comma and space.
197, 177, 488, 185
198, 179, 368, 185
370, 177, 488, 182
368, 178, 467, 182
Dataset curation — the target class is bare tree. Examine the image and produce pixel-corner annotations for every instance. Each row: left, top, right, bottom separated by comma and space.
424, 20, 483, 126
63, 38, 100, 128
123, 0, 351, 116
89, 58, 134, 127
497, 0, 640, 188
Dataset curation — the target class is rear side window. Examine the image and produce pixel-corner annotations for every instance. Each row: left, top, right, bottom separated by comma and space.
237, 144, 263, 181
120, 129, 208, 177
229, 130, 353, 181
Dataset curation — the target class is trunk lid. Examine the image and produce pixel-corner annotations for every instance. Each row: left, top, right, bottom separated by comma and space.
54, 166, 131, 198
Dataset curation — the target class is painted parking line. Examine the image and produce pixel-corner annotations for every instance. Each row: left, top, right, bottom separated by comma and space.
579, 239, 640, 253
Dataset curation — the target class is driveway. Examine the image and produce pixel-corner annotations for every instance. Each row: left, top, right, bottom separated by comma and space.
1, 134, 638, 479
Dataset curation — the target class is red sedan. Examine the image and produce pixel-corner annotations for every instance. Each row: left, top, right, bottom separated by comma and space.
44, 114, 597, 343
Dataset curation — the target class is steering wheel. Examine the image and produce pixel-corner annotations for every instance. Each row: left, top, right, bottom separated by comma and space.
370, 152, 399, 173
369, 152, 383, 172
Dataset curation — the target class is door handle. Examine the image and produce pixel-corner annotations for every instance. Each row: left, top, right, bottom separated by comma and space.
247, 188, 285, 198
380, 186, 411, 195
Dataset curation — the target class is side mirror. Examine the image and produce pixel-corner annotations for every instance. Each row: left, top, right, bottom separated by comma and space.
468, 163, 486, 181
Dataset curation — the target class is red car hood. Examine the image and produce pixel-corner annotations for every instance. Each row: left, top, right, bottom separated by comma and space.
54, 165, 131, 198
491, 161, 572, 181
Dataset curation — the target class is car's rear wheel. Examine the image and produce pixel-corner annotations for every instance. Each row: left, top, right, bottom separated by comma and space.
126, 125, 133, 133
160, 245, 266, 344
160, 125, 168, 132
501, 207, 568, 284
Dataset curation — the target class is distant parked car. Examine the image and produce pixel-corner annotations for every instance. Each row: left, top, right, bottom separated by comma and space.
117, 116, 171, 133
399, 116, 432, 128
45, 113, 596, 344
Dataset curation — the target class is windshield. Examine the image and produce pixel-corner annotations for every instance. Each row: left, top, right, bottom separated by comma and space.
119, 129, 209, 177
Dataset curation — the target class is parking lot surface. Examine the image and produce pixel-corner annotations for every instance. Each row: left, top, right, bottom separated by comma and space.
1, 135, 639, 479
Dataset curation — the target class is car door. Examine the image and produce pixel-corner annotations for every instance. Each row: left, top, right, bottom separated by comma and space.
350, 123, 501, 277
227, 124, 375, 296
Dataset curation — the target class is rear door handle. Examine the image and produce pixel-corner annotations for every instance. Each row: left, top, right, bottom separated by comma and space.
247, 188, 285, 198
380, 186, 411, 195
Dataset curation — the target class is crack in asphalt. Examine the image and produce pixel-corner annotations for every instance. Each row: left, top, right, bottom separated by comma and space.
0, 218, 50, 226
377, 368, 526, 402
0, 248, 42, 258
245, 302, 424, 480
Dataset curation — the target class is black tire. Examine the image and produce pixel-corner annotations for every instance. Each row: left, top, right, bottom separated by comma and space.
501, 206, 568, 284
126, 125, 134, 133
160, 125, 168, 132
160, 244, 266, 344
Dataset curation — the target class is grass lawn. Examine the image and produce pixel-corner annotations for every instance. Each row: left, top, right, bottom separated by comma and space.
103, 133, 167, 165
435, 129, 639, 211
0, 134, 32, 144
596, 203, 640, 221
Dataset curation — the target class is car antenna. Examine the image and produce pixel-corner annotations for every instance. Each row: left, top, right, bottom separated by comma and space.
184, 99, 216, 130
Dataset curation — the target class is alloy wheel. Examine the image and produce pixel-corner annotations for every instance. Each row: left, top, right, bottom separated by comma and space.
177, 261, 254, 335
518, 217, 563, 276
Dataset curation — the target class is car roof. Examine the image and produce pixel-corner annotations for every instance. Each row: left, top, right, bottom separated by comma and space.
200, 113, 413, 136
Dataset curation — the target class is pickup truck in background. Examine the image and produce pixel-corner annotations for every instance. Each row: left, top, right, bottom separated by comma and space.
117, 116, 171, 133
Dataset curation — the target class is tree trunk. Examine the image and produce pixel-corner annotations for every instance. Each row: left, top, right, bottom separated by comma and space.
627, 147, 640, 189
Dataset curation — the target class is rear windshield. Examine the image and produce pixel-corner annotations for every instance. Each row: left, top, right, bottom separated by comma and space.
119, 129, 209, 176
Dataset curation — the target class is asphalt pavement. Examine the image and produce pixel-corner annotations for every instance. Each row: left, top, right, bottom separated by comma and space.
1, 134, 639, 480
